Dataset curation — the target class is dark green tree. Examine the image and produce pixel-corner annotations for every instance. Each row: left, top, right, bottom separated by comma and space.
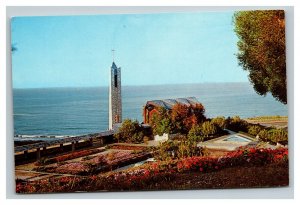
234, 10, 286, 104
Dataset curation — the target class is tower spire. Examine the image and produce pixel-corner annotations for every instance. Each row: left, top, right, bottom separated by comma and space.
111, 49, 115, 62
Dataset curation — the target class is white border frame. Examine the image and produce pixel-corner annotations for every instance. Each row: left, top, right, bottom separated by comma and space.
5, 6, 294, 199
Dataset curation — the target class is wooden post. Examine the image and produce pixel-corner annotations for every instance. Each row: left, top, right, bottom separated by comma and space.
72, 142, 75, 152
60, 143, 63, 151
89, 138, 93, 146
36, 148, 41, 161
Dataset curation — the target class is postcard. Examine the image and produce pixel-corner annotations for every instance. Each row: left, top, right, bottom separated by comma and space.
11, 10, 288, 194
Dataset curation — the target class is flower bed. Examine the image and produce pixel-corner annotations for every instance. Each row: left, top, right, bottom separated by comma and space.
52, 150, 152, 175
108, 145, 147, 151
16, 148, 288, 193
36, 148, 103, 165
145, 147, 288, 174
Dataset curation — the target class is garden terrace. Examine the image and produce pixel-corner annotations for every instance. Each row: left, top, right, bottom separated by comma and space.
33, 149, 153, 176
15, 147, 288, 193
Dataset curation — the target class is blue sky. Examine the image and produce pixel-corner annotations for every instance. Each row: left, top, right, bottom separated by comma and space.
11, 11, 249, 88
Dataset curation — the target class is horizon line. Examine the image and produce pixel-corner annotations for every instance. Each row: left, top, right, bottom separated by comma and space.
13, 81, 250, 89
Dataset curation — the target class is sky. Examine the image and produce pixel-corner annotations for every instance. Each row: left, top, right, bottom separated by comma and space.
11, 11, 249, 88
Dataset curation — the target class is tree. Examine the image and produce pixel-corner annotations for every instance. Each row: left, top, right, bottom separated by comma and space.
150, 103, 206, 135
150, 107, 174, 135
171, 103, 206, 134
114, 119, 144, 143
171, 103, 190, 133
187, 124, 205, 142
201, 121, 218, 137
234, 10, 286, 104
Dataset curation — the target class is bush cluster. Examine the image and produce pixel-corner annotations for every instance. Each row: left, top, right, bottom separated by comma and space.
247, 125, 263, 136
150, 103, 206, 135
155, 140, 206, 161
114, 119, 146, 143
214, 116, 288, 145
257, 128, 288, 144
226, 116, 249, 132
187, 121, 223, 142
150, 104, 227, 141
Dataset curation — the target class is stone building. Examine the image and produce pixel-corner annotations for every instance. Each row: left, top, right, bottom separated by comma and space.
109, 61, 122, 130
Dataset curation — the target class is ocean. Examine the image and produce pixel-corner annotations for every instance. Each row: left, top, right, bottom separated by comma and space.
13, 83, 288, 136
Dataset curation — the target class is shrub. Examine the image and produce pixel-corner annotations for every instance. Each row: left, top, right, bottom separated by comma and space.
226, 116, 249, 132
248, 125, 262, 136
155, 140, 204, 160
211, 116, 227, 129
268, 128, 288, 144
257, 128, 288, 145
201, 121, 218, 137
188, 125, 205, 142
114, 119, 144, 143
258, 129, 269, 141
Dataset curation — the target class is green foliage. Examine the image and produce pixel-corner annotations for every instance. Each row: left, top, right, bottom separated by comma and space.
132, 132, 144, 144
157, 117, 173, 136
211, 116, 227, 129
150, 107, 173, 135
258, 129, 269, 141
257, 128, 288, 144
187, 125, 205, 142
267, 128, 288, 144
114, 119, 144, 143
155, 140, 204, 161
226, 116, 249, 132
248, 125, 263, 136
150, 103, 206, 135
234, 10, 286, 104
201, 121, 218, 137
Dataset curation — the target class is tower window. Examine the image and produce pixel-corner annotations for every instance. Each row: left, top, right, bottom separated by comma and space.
114, 69, 118, 87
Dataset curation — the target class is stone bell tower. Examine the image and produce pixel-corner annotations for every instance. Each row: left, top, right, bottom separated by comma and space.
109, 50, 122, 130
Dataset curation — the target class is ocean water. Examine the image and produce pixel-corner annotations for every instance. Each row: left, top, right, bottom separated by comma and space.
13, 83, 288, 136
